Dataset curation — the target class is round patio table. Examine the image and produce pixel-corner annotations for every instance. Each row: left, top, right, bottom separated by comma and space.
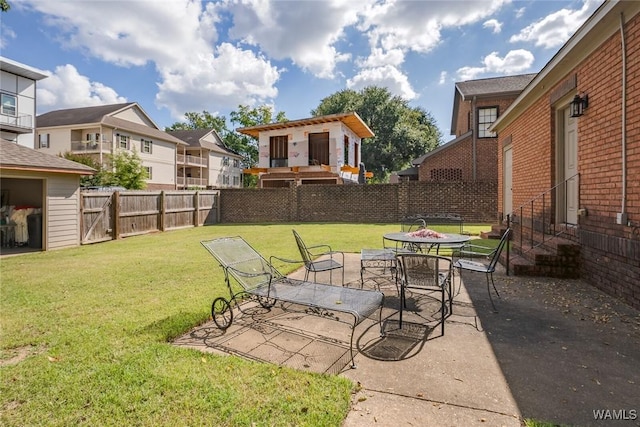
383, 232, 471, 254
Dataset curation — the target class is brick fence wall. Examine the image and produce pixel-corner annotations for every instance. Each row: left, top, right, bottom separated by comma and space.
220, 181, 498, 224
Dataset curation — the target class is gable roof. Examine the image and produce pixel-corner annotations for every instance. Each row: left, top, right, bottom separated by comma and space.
167, 129, 241, 156
450, 73, 536, 134
236, 112, 374, 139
0, 139, 95, 175
36, 103, 186, 146
36, 103, 135, 127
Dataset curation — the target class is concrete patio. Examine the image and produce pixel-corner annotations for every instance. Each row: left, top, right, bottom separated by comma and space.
174, 252, 640, 426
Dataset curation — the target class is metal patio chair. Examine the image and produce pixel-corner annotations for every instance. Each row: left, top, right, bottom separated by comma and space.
453, 228, 511, 312
292, 229, 345, 285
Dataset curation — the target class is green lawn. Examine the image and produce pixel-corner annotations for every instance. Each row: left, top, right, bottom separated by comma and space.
0, 223, 490, 426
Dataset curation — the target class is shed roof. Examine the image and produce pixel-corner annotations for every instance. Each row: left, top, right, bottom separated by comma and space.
236, 112, 374, 139
0, 139, 95, 175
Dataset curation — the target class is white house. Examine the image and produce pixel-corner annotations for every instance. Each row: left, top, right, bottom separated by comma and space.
0, 56, 48, 148
237, 112, 374, 187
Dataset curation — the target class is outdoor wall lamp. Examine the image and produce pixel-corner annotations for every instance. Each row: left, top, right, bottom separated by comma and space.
570, 94, 589, 117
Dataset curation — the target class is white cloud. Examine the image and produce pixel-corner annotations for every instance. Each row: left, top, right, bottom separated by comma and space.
224, 0, 366, 79
22, 0, 280, 120
356, 48, 405, 68
510, 0, 601, 49
347, 65, 417, 100
358, 0, 509, 54
37, 64, 127, 110
483, 19, 502, 34
155, 43, 280, 119
439, 71, 448, 85
456, 49, 534, 80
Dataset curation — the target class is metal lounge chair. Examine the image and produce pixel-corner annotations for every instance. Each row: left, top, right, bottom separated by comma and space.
453, 228, 512, 312
201, 236, 384, 368
292, 229, 345, 285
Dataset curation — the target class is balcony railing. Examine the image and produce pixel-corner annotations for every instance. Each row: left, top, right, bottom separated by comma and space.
70, 140, 113, 153
177, 177, 207, 187
0, 112, 33, 133
177, 154, 207, 166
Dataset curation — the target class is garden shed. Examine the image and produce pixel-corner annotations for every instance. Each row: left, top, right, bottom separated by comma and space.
0, 139, 94, 254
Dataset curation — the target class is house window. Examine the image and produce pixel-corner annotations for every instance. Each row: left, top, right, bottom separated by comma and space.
233, 158, 239, 168
344, 135, 349, 165
478, 107, 498, 138
38, 133, 50, 148
119, 135, 129, 149
87, 133, 100, 143
223, 175, 229, 185
144, 166, 152, 180
430, 168, 463, 181
233, 175, 240, 186
308, 132, 329, 165
223, 157, 229, 166
270, 135, 288, 167
1, 93, 16, 116
141, 138, 153, 154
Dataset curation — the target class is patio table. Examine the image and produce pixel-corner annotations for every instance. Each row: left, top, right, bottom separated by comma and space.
383, 232, 470, 255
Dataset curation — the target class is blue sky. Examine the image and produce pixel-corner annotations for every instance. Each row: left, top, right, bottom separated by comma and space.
1, 0, 602, 142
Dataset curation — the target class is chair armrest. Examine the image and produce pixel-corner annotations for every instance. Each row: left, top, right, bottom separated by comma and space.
269, 255, 304, 266
453, 244, 496, 260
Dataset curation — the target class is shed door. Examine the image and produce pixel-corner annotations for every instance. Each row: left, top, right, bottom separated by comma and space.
308, 132, 329, 165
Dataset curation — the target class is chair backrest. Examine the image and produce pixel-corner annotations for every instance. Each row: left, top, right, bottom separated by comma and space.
201, 236, 283, 292
401, 218, 426, 232
488, 228, 511, 271
292, 229, 313, 267
397, 253, 451, 289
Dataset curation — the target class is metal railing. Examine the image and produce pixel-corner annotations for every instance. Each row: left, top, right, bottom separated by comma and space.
0, 112, 32, 130
70, 140, 113, 152
505, 173, 579, 262
177, 154, 207, 166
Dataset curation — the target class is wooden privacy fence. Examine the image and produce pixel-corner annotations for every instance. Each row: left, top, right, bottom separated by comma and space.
81, 190, 220, 244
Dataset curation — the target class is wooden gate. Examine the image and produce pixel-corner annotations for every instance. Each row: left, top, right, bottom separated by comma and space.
81, 190, 220, 244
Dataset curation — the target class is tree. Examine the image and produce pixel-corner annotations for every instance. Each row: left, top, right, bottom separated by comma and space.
61, 152, 106, 187
165, 111, 227, 133
312, 86, 442, 182
1, 0, 10, 12
105, 149, 148, 189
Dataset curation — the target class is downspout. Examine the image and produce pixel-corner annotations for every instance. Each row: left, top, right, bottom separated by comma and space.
619, 12, 628, 221
472, 96, 477, 181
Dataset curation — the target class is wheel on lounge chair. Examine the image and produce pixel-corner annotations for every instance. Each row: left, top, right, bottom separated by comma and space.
257, 295, 276, 309
211, 297, 233, 329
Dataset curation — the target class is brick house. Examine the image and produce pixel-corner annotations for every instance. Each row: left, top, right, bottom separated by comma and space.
237, 112, 374, 188
402, 74, 535, 183
491, 0, 640, 309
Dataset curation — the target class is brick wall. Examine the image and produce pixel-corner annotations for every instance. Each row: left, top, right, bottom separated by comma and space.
220, 181, 497, 224
496, 11, 640, 309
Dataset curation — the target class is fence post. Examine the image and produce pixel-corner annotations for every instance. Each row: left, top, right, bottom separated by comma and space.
113, 191, 120, 240
194, 191, 200, 227
160, 191, 166, 231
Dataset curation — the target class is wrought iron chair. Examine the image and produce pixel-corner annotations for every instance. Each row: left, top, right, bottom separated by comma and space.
396, 253, 452, 336
453, 228, 511, 312
292, 229, 345, 285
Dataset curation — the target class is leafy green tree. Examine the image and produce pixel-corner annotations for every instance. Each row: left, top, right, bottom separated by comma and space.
1, 0, 10, 12
312, 86, 442, 182
105, 149, 148, 189
61, 152, 106, 187
165, 111, 227, 133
